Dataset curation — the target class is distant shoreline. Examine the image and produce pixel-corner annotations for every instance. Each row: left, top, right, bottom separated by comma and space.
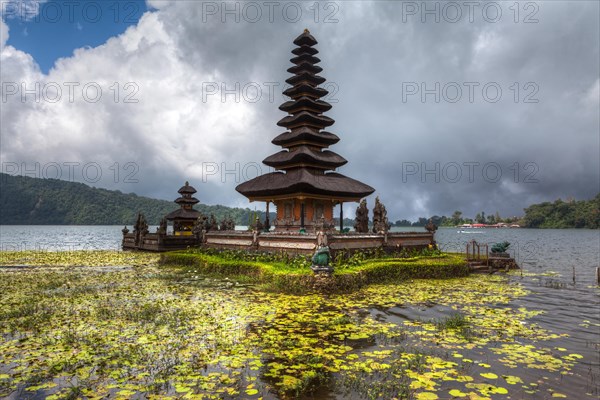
0, 224, 597, 229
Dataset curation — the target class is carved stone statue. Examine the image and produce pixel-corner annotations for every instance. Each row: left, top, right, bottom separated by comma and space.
354, 199, 369, 233
252, 219, 261, 247
192, 215, 207, 243
158, 217, 167, 236
491, 241, 510, 253
425, 219, 438, 233
219, 216, 236, 231
372, 196, 390, 234
315, 215, 325, 232
208, 214, 219, 232
133, 213, 148, 246
311, 245, 333, 274
254, 216, 264, 232
316, 228, 328, 247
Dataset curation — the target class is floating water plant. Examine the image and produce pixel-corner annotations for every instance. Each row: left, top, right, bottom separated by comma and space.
0, 251, 593, 399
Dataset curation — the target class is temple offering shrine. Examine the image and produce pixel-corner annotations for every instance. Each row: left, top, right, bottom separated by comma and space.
122, 181, 203, 251
235, 29, 375, 233
165, 181, 201, 235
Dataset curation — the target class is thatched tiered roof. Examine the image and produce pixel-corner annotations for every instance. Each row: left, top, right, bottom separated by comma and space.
165, 181, 201, 220
236, 30, 374, 202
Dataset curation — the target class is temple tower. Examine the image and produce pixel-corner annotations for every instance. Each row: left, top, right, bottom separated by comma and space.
236, 30, 374, 232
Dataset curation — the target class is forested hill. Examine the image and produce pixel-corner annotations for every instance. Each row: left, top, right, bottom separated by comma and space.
522, 194, 600, 229
0, 173, 270, 225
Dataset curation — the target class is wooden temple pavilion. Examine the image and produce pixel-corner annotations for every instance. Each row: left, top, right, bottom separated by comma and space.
236, 30, 375, 232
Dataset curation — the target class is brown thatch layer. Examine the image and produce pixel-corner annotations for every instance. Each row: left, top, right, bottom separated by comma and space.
177, 182, 197, 194
236, 169, 374, 200
290, 54, 321, 65
285, 73, 326, 87
174, 197, 199, 205
293, 30, 318, 46
282, 84, 328, 100
271, 127, 339, 147
263, 147, 347, 169
277, 111, 334, 129
165, 208, 202, 220
287, 63, 322, 75
279, 97, 332, 114
292, 45, 318, 56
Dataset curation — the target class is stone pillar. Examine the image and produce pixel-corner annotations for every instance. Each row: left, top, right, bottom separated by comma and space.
265, 201, 271, 231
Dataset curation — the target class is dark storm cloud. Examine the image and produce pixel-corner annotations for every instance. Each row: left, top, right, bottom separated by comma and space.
2, 1, 598, 221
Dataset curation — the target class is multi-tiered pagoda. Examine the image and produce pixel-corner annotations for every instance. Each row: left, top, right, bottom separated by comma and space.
236, 30, 374, 232
165, 181, 201, 234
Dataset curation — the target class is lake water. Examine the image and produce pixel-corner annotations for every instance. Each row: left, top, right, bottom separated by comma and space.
1, 225, 598, 279
1, 226, 597, 282
1, 225, 599, 398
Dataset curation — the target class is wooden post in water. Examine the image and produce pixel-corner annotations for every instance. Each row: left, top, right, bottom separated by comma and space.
596, 267, 600, 286
572, 266, 576, 284
485, 244, 489, 268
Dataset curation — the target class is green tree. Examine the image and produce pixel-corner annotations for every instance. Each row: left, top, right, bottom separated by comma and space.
451, 210, 463, 225
522, 194, 599, 228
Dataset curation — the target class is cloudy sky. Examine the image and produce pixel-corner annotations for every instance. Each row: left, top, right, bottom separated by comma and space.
1, 0, 598, 221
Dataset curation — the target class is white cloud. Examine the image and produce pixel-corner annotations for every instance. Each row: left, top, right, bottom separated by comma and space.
583, 78, 600, 109
0, 17, 8, 50
1, 7, 262, 203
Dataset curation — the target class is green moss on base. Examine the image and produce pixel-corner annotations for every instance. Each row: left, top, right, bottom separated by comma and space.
159, 252, 469, 294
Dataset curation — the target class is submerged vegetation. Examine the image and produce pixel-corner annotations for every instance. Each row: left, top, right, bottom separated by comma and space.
0, 251, 594, 399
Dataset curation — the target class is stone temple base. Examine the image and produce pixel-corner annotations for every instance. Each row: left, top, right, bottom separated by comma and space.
123, 230, 435, 254
311, 265, 334, 274
203, 231, 435, 256
122, 232, 200, 251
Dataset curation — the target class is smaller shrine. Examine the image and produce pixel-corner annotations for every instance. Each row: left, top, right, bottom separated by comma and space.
165, 181, 201, 235
122, 182, 203, 251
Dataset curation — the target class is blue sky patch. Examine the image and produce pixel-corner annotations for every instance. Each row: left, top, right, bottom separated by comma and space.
3, 0, 149, 73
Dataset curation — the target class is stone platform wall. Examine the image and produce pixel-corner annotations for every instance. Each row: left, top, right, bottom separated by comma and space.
204, 231, 434, 255
124, 231, 435, 254
122, 233, 199, 252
